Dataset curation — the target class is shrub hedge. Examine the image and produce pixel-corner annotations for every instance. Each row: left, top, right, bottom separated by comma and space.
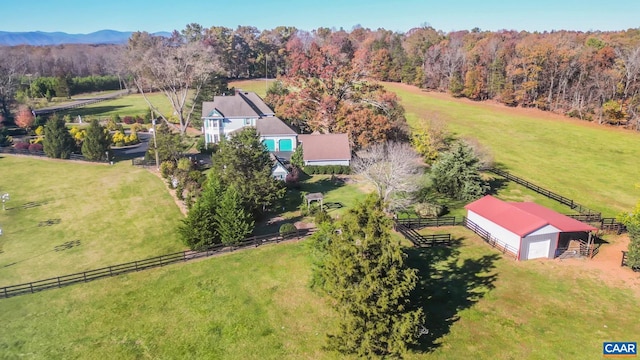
303, 165, 351, 175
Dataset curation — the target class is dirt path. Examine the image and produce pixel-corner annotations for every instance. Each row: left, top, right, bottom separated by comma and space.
147, 168, 188, 216
552, 235, 640, 298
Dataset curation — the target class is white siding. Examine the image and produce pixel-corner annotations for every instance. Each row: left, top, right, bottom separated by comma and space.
521, 228, 559, 260
222, 118, 251, 137
304, 160, 350, 166
466, 211, 521, 255
272, 163, 289, 180
202, 118, 222, 145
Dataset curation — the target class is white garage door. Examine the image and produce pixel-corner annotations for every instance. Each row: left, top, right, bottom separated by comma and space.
527, 239, 550, 259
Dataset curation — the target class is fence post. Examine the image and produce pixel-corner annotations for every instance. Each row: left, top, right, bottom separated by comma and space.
3, 287, 7, 298
621, 251, 626, 267
57, 277, 61, 287
30, 283, 34, 293
83, 273, 87, 282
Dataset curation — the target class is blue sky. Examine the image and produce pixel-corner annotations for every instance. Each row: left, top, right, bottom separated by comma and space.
3, 0, 639, 34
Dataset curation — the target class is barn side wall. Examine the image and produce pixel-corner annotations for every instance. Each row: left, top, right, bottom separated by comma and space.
466, 211, 521, 254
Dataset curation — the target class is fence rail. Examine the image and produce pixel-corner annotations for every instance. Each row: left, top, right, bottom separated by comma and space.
488, 168, 601, 219
32, 90, 128, 116
462, 217, 519, 260
0, 147, 105, 163
0, 228, 315, 299
394, 223, 453, 247
394, 216, 461, 229
600, 218, 627, 234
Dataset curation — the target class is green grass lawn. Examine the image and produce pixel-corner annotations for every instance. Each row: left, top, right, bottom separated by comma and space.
231, 79, 640, 216
1, 230, 638, 359
256, 175, 370, 234
383, 82, 640, 216
0, 156, 184, 285
62, 92, 175, 120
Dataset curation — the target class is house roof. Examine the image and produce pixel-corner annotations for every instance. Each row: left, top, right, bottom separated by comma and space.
256, 117, 297, 136
202, 91, 273, 119
239, 91, 275, 116
298, 133, 351, 161
465, 195, 596, 237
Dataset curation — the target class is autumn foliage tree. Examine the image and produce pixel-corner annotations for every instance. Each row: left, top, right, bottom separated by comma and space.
14, 106, 34, 129
267, 30, 409, 149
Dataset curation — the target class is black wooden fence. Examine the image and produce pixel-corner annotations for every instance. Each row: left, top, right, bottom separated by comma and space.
0, 228, 315, 299
394, 216, 461, 229
462, 217, 519, 260
600, 218, 627, 234
0, 147, 104, 163
394, 223, 453, 248
621, 251, 640, 271
32, 90, 128, 116
488, 168, 601, 219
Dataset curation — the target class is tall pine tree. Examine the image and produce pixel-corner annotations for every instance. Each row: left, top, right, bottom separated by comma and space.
178, 175, 223, 250
430, 142, 489, 201
43, 115, 75, 159
211, 127, 285, 217
215, 185, 254, 245
81, 119, 111, 161
316, 195, 424, 358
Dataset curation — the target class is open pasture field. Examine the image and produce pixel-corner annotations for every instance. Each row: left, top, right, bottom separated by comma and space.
231, 79, 640, 216
62, 92, 174, 120
1, 229, 638, 359
384, 82, 640, 216
0, 156, 184, 285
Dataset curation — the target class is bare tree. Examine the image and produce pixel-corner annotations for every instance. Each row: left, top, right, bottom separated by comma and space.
0, 51, 26, 119
126, 31, 220, 135
352, 141, 422, 211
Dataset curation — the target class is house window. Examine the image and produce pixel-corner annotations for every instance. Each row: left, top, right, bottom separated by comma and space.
244, 119, 251, 125
210, 120, 218, 128
213, 134, 219, 143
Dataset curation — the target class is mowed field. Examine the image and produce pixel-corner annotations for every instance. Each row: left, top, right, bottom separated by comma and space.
63, 92, 175, 119
383, 82, 640, 216
232, 79, 640, 216
0, 156, 184, 285
1, 80, 639, 359
1, 231, 639, 359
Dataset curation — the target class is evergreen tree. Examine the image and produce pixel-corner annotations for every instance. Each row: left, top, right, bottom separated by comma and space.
619, 201, 640, 269
290, 145, 304, 168
178, 175, 223, 250
430, 142, 489, 201
317, 195, 424, 358
43, 115, 75, 159
215, 185, 254, 245
81, 119, 111, 161
148, 122, 186, 163
211, 127, 285, 217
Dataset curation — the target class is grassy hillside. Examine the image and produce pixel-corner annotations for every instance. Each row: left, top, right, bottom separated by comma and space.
63, 92, 174, 119
384, 83, 640, 216
1, 232, 638, 359
0, 156, 184, 285
231, 79, 640, 215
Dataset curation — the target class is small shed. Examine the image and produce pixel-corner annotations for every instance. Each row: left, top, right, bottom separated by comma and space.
465, 195, 597, 260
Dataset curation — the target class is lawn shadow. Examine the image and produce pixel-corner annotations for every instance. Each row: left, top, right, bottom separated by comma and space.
253, 214, 304, 235
486, 176, 509, 196
282, 176, 348, 213
405, 240, 500, 352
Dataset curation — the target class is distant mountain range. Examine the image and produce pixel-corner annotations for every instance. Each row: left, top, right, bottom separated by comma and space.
0, 30, 172, 46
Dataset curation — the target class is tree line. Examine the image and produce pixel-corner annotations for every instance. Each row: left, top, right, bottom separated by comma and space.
3, 25, 640, 128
